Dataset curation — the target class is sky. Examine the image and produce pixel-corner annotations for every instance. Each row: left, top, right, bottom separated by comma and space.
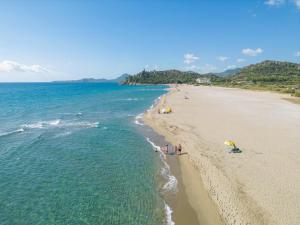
0, 0, 299, 82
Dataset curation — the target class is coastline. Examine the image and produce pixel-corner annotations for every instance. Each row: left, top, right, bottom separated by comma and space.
143, 85, 300, 225
142, 86, 224, 225
135, 92, 203, 225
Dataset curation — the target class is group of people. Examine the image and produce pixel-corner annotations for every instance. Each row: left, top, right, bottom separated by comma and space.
159, 144, 182, 155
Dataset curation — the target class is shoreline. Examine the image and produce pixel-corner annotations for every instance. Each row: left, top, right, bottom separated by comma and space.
143, 85, 300, 225
142, 87, 224, 225
136, 93, 201, 225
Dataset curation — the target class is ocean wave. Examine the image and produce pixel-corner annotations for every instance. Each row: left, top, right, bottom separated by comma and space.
21, 119, 61, 129
146, 137, 161, 152
162, 175, 178, 192
0, 128, 25, 137
164, 203, 175, 225
149, 104, 154, 110
59, 112, 83, 116
53, 123, 104, 138
139, 88, 167, 91
146, 137, 178, 193
147, 95, 162, 113
134, 113, 144, 126
65, 121, 99, 128
146, 137, 177, 193
121, 98, 141, 101
21, 119, 100, 131
54, 131, 72, 138
154, 96, 162, 104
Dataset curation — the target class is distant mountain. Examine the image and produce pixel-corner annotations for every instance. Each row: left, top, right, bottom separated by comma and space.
123, 69, 214, 84
113, 73, 130, 82
53, 74, 130, 83
216, 68, 241, 77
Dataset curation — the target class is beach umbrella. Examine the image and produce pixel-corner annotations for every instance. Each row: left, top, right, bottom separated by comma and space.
165, 107, 172, 113
224, 140, 236, 148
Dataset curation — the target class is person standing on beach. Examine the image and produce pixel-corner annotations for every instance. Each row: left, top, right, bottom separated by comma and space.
178, 144, 182, 155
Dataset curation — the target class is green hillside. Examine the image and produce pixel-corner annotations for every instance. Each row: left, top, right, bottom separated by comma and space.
214, 60, 300, 96
124, 69, 212, 84
124, 60, 300, 96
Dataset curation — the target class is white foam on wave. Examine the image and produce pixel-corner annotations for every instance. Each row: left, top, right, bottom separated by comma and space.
53, 122, 103, 138
164, 202, 175, 225
54, 131, 72, 138
163, 175, 178, 192
62, 121, 100, 128
149, 104, 154, 110
0, 128, 25, 137
21, 119, 101, 130
146, 137, 177, 192
146, 137, 162, 153
122, 98, 140, 101
49, 119, 61, 126
155, 96, 162, 104
146, 137, 177, 224
21, 119, 61, 129
134, 113, 144, 126
147, 95, 162, 113
59, 112, 83, 116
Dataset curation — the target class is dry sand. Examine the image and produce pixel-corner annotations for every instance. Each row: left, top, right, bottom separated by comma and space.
144, 85, 300, 225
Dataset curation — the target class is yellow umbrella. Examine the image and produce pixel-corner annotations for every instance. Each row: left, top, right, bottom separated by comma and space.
165, 107, 172, 113
224, 140, 236, 148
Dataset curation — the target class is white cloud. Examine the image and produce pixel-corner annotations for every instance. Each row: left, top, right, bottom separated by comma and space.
0, 60, 49, 73
294, 0, 300, 9
265, 0, 285, 6
225, 65, 237, 70
217, 56, 229, 62
295, 51, 300, 57
183, 53, 199, 65
237, 58, 245, 63
265, 0, 300, 9
242, 48, 263, 57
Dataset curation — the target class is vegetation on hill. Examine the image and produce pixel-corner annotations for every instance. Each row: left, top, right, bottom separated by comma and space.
124, 69, 212, 84
213, 60, 300, 96
124, 60, 300, 97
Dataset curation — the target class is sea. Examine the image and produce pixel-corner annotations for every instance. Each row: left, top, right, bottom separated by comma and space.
0, 83, 176, 225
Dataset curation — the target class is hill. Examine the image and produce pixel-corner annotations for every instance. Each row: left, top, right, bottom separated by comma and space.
214, 60, 300, 96
123, 60, 300, 96
53, 74, 130, 83
124, 70, 213, 84
215, 68, 241, 77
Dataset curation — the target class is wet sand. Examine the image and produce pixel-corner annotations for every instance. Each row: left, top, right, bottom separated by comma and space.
144, 85, 300, 225
136, 124, 203, 225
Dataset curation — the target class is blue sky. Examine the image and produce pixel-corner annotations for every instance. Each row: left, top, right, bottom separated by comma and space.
0, 0, 299, 82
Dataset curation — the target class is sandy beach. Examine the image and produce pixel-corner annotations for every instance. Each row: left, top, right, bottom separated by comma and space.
144, 85, 300, 225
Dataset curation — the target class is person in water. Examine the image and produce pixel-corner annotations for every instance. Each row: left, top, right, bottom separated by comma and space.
165, 144, 169, 154
178, 144, 182, 155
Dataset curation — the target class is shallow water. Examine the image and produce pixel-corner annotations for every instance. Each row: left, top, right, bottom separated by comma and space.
0, 83, 167, 225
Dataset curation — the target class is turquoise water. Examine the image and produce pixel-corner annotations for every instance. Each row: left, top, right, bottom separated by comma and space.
0, 83, 167, 225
